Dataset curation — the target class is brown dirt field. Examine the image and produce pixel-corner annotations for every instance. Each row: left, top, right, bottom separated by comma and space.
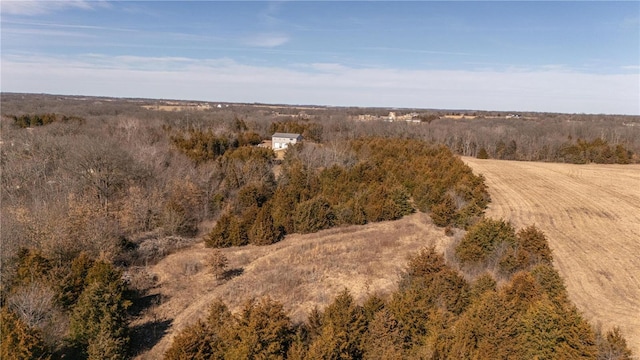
134, 212, 455, 359
463, 157, 640, 355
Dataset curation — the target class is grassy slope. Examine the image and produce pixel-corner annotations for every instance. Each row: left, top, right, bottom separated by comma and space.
135, 212, 454, 359
463, 157, 640, 356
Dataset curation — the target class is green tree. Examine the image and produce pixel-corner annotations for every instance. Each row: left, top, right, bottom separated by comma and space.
306, 289, 367, 360
294, 196, 335, 234
392, 247, 469, 345
517, 225, 553, 265
208, 249, 228, 280
57, 252, 95, 309
227, 297, 292, 359
164, 300, 233, 360
206, 213, 247, 247
0, 308, 49, 360
164, 320, 223, 360
362, 308, 405, 360
249, 204, 282, 245
455, 218, 517, 267
469, 273, 497, 301
477, 147, 489, 159
69, 261, 130, 359
596, 327, 633, 360
430, 193, 457, 227
8, 248, 52, 292
516, 297, 567, 360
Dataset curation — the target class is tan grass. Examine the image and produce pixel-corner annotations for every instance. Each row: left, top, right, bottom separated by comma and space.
463, 157, 640, 355
133, 212, 453, 359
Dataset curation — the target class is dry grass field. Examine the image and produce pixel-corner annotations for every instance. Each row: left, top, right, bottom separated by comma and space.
134, 212, 455, 359
463, 157, 640, 355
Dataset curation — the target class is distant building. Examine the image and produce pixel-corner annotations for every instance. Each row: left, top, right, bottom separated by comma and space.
272, 133, 303, 149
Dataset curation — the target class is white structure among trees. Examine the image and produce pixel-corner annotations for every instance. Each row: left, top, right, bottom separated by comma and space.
272, 133, 303, 149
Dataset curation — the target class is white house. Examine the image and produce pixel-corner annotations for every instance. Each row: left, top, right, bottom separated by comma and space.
272, 132, 303, 149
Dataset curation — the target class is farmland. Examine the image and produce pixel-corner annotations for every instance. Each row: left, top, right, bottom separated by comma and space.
463, 158, 640, 355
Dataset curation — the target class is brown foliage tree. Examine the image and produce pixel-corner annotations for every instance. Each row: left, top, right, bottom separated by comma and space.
596, 327, 633, 360
208, 249, 228, 280
306, 289, 367, 360
0, 308, 49, 360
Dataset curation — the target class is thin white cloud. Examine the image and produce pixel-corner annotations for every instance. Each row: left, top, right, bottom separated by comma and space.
1, 27, 95, 38
305, 63, 350, 73
361, 46, 481, 57
0, 0, 105, 15
2, 54, 638, 115
2, 19, 135, 32
243, 33, 290, 48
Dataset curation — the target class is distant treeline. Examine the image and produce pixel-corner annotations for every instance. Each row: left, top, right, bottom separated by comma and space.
475, 137, 633, 164
10, 113, 85, 128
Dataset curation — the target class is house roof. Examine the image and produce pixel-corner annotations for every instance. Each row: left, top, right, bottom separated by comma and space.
272, 132, 302, 138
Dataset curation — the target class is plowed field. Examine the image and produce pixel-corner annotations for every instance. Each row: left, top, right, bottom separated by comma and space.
463, 158, 640, 355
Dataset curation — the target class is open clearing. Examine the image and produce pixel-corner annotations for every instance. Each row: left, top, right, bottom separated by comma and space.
134, 212, 453, 359
463, 158, 640, 355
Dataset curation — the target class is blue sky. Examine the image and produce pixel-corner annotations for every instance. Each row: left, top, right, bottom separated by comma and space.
2, 1, 639, 114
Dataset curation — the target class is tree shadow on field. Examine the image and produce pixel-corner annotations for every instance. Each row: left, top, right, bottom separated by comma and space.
130, 318, 173, 356
222, 267, 244, 280
129, 293, 165, 317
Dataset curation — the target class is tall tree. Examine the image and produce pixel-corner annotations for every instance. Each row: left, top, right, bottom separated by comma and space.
69, 261, 131, 359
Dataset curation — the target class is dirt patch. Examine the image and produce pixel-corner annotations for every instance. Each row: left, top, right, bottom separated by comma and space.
463, 157, 640, 355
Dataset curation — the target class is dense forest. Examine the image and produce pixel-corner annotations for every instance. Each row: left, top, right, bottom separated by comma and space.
1, 93, 636, 359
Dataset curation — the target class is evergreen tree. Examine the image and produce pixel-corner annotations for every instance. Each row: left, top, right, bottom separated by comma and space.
57, 252, 94, 309
362, 309, 405, 360
455, 218, 517, 267
0, 308, 49, 360
517, 225, 553, 265
294, 196, 335, 234
164, 300, 233, 360
477, 147, 489, 159
306, 289, 367, 359
164, 320, 224, 360
596, 327, 633, 360
249, 204, 281, 245
69, 261, 130, 359
430, 193, 457, 227
226, 297, 292, 359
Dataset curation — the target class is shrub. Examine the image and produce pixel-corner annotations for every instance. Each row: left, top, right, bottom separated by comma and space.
294, 196, 335, 234
455, 218, 517, 267
208, 250, 228, 280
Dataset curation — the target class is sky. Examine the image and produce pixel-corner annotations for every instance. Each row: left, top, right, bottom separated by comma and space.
1, 1, 639, 114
